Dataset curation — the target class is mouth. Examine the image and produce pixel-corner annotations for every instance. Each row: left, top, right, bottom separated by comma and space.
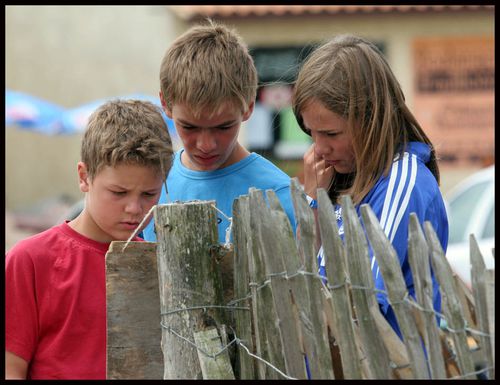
120, 221, 141, 230
194, 154, 219, 165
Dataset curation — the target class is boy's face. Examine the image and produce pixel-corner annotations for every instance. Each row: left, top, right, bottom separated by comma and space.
165, 101, 253, 171
75, 162, 163, 243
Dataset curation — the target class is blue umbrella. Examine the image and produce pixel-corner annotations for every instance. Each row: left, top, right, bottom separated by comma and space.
59, 93, 179, 145
5, 89, 65, 134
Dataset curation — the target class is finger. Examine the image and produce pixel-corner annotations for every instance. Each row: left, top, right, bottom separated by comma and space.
304, 143, 315, 159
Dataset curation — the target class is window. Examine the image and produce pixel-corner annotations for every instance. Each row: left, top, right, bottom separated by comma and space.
448, 180, 490, 243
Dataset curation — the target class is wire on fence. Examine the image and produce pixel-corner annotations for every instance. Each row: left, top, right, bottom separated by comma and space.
157, 263, 493, 380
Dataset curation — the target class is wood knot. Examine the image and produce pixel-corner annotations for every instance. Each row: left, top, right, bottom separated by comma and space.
197, 308, 219, 331
209, 244, 233, 263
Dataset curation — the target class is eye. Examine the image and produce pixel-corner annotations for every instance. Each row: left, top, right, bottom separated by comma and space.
111, 190, 126, 196
142, 192, 157, 197
326, 132, 338, 137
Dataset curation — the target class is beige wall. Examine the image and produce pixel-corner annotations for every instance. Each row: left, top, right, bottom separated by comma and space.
5, 5, 187, 210
5, 6, 493, 210
6, 5, 186, 106
219, 10, 494, 108
6, 129, 84, 209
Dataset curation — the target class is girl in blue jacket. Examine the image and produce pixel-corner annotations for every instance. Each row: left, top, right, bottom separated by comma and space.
292, 34, 448, 339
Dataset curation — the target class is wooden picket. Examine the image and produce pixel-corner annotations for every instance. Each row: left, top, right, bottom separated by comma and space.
229, 178, 494, 379
105, 178, 494, 379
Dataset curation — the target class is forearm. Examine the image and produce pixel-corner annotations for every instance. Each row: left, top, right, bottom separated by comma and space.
5, 351, 28, 379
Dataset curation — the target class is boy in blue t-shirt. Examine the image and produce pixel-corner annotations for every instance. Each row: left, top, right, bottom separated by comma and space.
143, 20, 296, 243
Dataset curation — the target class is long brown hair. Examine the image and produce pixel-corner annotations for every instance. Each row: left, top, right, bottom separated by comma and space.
293, 34, 439, 204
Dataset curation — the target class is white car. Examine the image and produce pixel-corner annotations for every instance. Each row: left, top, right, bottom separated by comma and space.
444, 165, 495, 288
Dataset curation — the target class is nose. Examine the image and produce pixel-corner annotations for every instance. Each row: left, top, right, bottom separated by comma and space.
124, 197, 142, 215
197, 129, 217, 153
312, 135, 329, 158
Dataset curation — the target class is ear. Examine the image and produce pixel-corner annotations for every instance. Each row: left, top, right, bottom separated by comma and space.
159, 91, 173, 119
242, 101, 255, 122
77, 162, 91, 193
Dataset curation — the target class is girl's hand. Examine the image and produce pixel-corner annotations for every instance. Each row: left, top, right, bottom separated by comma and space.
303, 143, 335, 200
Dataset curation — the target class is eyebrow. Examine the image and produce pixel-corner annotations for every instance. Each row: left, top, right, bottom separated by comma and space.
303, 126, 336, 133
108, 184, 160, 192
177, 118, 237, 129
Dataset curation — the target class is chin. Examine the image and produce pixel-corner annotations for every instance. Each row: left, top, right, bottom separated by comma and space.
335, 165, 355, 174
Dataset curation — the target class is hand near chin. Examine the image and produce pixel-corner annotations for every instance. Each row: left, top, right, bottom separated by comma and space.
303, 144, 335, 200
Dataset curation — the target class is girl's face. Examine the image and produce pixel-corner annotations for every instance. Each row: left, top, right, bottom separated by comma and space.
301, 99, 356, 174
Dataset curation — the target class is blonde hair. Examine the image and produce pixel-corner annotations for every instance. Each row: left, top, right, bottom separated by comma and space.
81, 99, 173, 180
159, 19, 257, 118
293, 34, 439, 204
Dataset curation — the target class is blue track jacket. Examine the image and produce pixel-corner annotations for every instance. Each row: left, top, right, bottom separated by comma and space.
317, 142, 448, 339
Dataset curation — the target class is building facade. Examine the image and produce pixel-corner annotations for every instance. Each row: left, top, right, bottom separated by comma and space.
5, 5, 494, 209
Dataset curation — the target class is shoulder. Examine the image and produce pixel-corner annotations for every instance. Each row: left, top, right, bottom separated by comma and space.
243, 153, 291, 183
6, 225, 63, 267
362, 144, 444, 219
375, 144, 438, 193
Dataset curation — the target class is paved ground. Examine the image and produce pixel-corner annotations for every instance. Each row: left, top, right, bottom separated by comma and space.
4, 165, 483, 252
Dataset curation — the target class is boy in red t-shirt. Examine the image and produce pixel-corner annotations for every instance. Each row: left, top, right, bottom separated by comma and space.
5, 99, 173, 379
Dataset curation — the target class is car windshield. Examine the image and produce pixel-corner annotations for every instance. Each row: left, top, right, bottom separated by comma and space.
448, 179, 491, 244
482, 201, 495, 239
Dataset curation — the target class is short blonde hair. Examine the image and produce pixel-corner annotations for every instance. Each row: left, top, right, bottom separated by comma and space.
159, 19, 257, 118
81, 99, 173, 180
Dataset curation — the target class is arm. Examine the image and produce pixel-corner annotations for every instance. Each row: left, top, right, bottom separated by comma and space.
5, 351, 28, 379
303, 143, 335, 252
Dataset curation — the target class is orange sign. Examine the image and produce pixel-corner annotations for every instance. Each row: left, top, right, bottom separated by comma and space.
413, 36, 494, 164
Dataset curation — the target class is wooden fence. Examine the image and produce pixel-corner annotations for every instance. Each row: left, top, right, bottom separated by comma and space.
105, 177, 495, 379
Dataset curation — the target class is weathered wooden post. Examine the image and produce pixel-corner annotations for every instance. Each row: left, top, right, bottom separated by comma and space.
341, 195, 393, 379
154, 201, 231, 379
106, 241, 163, 379
425, 222, 476, 379
231, 196, 256, 379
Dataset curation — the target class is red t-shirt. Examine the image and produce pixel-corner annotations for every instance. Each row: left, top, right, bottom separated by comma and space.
5, 221, 142, 379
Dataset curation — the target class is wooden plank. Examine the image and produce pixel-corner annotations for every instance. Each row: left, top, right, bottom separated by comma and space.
407, 214, 447, 378
440, 331, 461, 378
231, 196, 255, 379
369, 304, 413, 379
316, 188, 363, 379
360, 205, 429, 378
289, 178, 317, 268
105, 241, 163, 379
424, 222, 476, 379
340, 195, 393, 379
453, 274, 477, 330
321, 289, 344, 378
470, 234, 494, 379
249, 188, 307, 379
484, 269, 495, 379
154, 201, 225, 379
247, 188, 285, 379
268, 187, 334, 379
193, 327, 235, 379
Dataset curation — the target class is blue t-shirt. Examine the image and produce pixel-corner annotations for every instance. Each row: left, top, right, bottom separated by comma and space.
143, 150, 296, 243
317, 142, 448, 339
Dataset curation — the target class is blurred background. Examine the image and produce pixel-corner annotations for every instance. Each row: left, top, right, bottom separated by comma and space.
5, 5, 495, 255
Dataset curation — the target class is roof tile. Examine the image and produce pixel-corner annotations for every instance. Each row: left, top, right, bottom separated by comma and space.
171, 5, 493, 20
